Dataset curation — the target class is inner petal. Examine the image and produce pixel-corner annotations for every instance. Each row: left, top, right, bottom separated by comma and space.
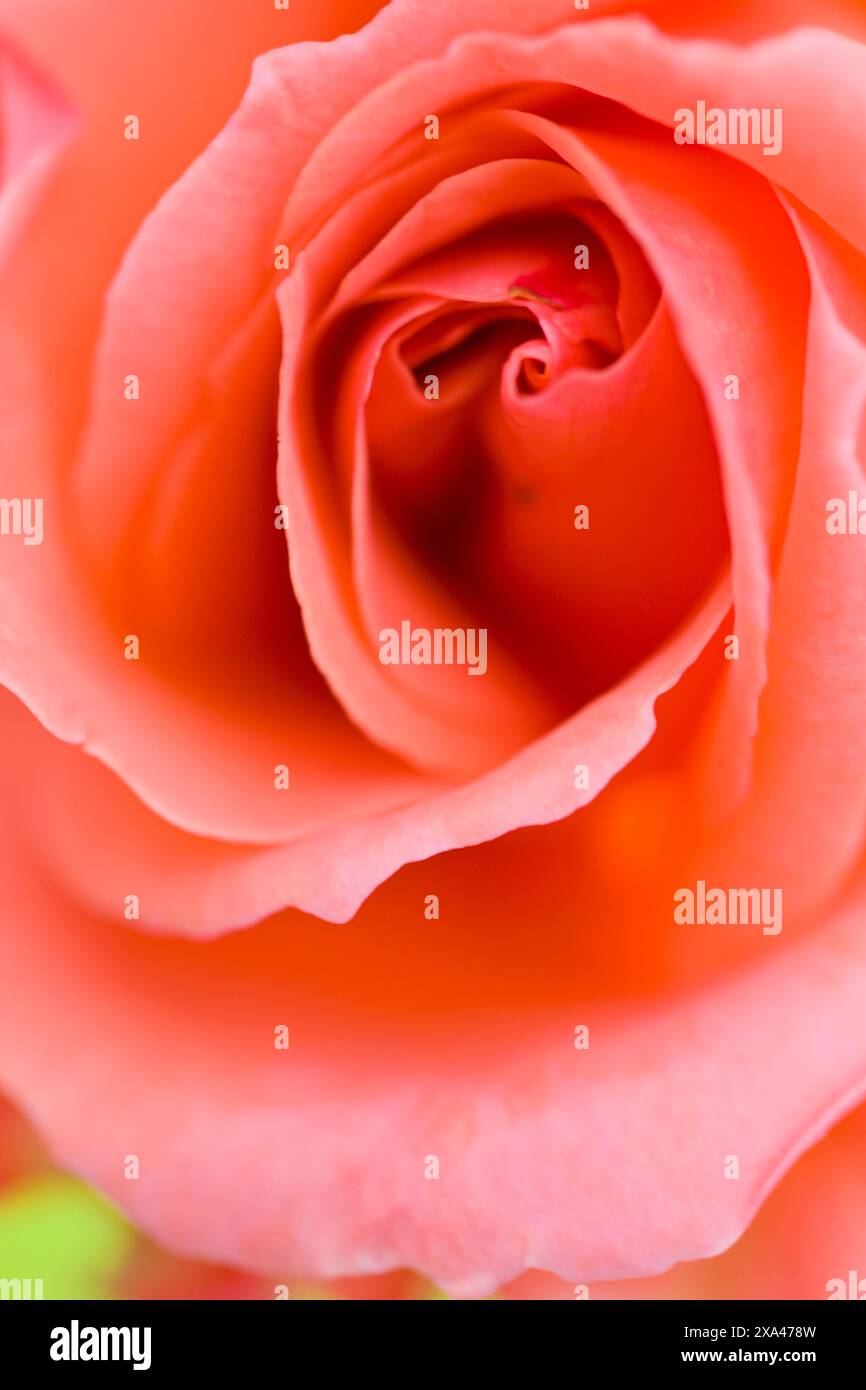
279, 135, 724, 776
360, 214, 725, 717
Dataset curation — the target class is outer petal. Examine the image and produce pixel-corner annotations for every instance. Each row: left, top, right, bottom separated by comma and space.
2, 755, 866, 1295
0, 0, 403, 845
9, 562, 722, 932
695, 202, 866, 920
506, 1100, 866, 1299
0, 37, 74, 264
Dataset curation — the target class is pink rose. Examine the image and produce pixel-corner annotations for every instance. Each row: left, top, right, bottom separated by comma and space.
1, 0, 865, 1296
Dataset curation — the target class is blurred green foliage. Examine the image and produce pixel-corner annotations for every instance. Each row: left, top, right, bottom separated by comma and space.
0, 1174, 133, 1300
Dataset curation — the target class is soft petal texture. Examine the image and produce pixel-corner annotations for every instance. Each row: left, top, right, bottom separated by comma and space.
693, 202, 866, 918
6, 1084, 866, 1300
8, 573, 723, 931
0, 0, 396, 845
506, 1101, 866, 1300
0, 36, 74, 264
2, 721, 866, 1293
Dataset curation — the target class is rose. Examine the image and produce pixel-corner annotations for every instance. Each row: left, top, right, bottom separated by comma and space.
1, 0, 866, 1298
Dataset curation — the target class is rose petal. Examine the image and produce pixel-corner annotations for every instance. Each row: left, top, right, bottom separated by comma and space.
3, 766, 866, 1294
695, 201, 866, 918
505, 1100, 866, 1299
